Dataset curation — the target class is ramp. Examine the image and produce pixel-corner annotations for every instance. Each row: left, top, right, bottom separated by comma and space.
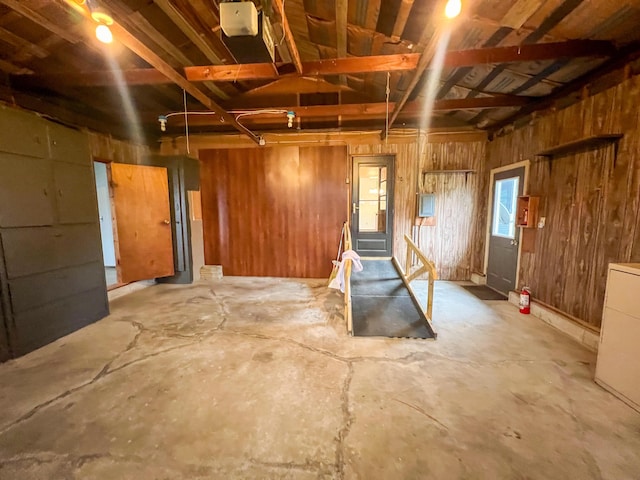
351, 260, 436, 339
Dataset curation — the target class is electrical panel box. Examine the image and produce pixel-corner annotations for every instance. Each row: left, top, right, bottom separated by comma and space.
220, 1, 259, 37
418, 193, 436, 217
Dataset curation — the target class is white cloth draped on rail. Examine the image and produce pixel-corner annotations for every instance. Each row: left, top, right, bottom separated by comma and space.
328, 250, 363, 293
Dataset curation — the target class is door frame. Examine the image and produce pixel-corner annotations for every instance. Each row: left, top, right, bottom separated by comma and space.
483, 160, 530, 291
350, 154, 395, 258
92, 157, 124, 289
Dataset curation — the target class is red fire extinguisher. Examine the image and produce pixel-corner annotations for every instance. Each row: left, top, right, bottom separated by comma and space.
519, 287, 531, 314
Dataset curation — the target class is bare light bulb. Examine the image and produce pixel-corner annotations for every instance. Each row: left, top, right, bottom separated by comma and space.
95, 24, 113, 44
444, 0, 462, 18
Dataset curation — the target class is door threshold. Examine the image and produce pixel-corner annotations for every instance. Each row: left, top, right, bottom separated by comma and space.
108, 279, 157, 301
107, 282, 127, 291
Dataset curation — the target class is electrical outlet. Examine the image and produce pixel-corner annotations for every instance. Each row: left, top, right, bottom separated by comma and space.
538, 217, 546, 228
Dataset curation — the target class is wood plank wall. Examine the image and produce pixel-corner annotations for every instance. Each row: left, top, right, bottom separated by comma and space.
485, 75, 640, 328
88, 131, 151, 164
419, 141, 487, 280
199, 146, 348, 278
164, 131, 487, 282
351, 139, 486, 280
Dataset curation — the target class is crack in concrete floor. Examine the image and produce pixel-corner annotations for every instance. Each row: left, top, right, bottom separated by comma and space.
0, 278, 639, 479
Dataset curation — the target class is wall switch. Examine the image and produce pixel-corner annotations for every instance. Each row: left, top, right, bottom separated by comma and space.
538, 217, 546, 228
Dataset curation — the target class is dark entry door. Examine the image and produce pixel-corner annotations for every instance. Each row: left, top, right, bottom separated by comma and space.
352, 156, 394, 257
487, 167, 524, 294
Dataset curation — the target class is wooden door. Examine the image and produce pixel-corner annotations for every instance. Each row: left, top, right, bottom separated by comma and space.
111, 163, 174, 283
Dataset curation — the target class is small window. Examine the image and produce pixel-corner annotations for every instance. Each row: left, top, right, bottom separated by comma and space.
492, 177, 519, 239
418, 194, 436, 217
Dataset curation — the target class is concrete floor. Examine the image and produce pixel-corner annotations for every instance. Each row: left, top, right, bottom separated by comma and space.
0, 278, 639, 479
104, 267, 118, 287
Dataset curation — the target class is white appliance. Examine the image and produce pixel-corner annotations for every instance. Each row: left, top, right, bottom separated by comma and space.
595, 263, 640, 412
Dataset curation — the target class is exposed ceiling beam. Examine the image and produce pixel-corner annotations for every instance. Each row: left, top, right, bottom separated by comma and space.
59, 0, 260, 144
336, 0, 348, 87
488, 43, 640, 134
391, 0, 415, 38
0, 25, 49, 59
186, 54, 420, 81
336, 0, 348, 58
381, 23, 445, 140
153, 0, 224, 65
158, 96, 532, 126
0, 58, 33, 75
444, 40, 615, 68
20, 39, 614, 88
272, 0, 303, 74
0, 0, 79, 44
99, 0, 229, 100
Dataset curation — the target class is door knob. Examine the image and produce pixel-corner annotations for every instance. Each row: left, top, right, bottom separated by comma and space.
163, 219, 170, 225
510, 239, 518, 246
352, 202, 359, 214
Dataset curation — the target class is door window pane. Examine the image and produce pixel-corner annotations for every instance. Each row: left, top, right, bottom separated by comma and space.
492, 177, 519, 238
358, 165, 387, 233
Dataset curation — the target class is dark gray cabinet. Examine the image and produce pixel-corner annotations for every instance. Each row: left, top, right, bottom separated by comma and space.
143, 155, 199, 284
0, 153, 55, 227
0, 106, 109, 359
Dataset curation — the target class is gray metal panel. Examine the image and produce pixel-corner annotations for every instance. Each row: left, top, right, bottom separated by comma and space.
9, 261, 105, 314
11, 286, 108, 357
1, 225, 102, 279
0, 106, 48, 158
0, 153, 55, 227
54, 163, 99, 224
0, 286, 9, 362
0, 235, 13, 361
183, 157, 200, 191
48, 123, 91, 165
357, 239, 388, 252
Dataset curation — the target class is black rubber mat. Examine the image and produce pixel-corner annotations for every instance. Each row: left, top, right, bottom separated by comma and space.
462, 285, 507, 300
351, 260, 409, 296
351, 260, 435, 339
352, 296, 433, 338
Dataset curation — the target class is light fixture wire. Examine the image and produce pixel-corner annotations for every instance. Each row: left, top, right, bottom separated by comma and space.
385, 71, 391, 146
183, 89, 190, 154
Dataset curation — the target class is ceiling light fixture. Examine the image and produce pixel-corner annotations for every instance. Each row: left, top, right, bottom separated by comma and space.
86, 0, 114, 44
95, 24, 113, 44
444, 0, 462, 19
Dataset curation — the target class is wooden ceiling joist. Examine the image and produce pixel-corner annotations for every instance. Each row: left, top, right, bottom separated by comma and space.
58, 0, 260, 144
18, 39, 614, 88
381, 24, 445, 140
153, 0, 224, 65
444, 40, 615, 68
488, 43, 640, 133
272, 0, 303, 74
0, 0, 79, 44
391, 0, 415, 38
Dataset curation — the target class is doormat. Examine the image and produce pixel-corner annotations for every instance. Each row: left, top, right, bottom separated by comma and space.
352, 296, 434, 339
462, 285, 507, 301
